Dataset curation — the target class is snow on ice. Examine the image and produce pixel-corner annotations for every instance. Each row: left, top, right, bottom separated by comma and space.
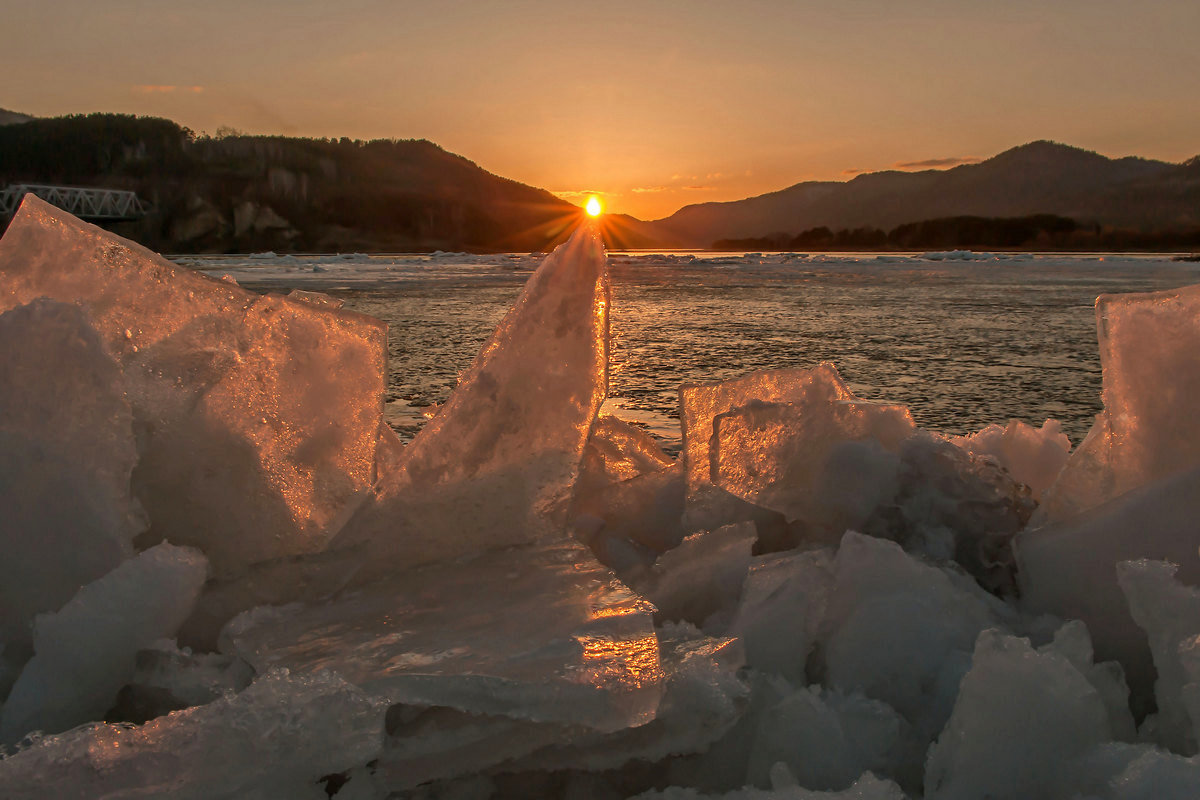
3, 194, 1200, 799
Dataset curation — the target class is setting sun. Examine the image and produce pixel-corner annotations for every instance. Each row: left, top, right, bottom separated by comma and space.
584, 195, 602, 217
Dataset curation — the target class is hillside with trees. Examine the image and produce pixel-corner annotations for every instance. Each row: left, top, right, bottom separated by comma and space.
0, 113, 614, 253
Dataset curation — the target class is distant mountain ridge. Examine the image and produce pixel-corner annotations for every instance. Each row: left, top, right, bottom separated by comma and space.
651, 141, 1200, 247
0, 108, 34, 126
1, 112, 1196, 251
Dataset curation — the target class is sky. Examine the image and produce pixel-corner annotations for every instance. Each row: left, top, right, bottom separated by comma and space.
2, 0, 1199, 220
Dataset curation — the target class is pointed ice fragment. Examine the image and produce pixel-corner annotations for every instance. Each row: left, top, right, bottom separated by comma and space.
0, 544, 208, 745
0, 299, 138, 651
334, 225, 608, 573
0, 196, 387, 576
680, 363, 855, 531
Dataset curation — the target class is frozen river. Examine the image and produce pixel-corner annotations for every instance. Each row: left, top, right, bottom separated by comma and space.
182, 250, 1200, 451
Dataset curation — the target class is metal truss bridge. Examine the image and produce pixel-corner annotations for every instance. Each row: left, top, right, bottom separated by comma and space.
0, 184, 150, 221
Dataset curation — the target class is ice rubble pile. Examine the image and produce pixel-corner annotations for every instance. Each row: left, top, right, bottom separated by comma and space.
2, 196, 1200, 799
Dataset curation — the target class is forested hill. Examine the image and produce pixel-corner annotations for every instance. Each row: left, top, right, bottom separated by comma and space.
0, 113, 610, 253
651, 141, 1200, 248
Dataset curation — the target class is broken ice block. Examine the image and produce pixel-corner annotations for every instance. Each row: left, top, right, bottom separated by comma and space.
635, 522, 757, 630
924, 630, 1111, 800
333, 226, 608, 573
1017, 465, 1200, 703
0, 670, 386, 800
951, 418, 1071, 501
0, 299, 138, 651
745, 683, 917, 793
574, 462, 688, 564
712, 392, 913, 541
0, 544, 208, 745
580, 414, 675, 489
728, 548, 835, 683
1063, 742, 1200, 800
680, 363, 854, 531
1098, 284, 1200, 489
818, 532, 1008, 743
223, 540, 664, 734
866, 431, 1034, 595
1037, 284, 1200, 523
1118, 559, 1200, 754
0, 196, 387, 576
376, 625, 746, 790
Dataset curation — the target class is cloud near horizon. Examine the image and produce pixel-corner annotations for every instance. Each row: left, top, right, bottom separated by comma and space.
894, 156, 980, 169
132, 85, 205, 94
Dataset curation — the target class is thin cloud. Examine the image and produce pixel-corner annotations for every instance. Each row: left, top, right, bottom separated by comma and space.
894, 156, 980, 169
842, 168, 866, 175
683, 185, 715, 191
132, 85, 206, 94
631, 186, 669, 194
552, 189, 612, 199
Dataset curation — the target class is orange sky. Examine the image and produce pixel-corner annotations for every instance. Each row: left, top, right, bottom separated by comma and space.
3, 1, 1199, 219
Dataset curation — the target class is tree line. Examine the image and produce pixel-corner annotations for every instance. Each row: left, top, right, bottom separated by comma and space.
713, 215, 1200, 252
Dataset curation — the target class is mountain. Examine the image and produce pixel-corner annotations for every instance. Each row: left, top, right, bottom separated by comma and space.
0, 108, 33, 126
0, 113, 636, 253
651, 141, 1200, 247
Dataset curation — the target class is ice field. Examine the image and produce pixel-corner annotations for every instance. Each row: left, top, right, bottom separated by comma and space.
3, 194, 1200, 798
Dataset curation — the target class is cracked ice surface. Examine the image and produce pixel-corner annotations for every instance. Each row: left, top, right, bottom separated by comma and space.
0, 196, 386, 576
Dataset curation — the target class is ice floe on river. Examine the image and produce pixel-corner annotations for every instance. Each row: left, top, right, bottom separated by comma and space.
3, 194, 1200, 798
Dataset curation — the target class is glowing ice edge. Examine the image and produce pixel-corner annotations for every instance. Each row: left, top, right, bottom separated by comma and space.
1, 195, 1200, 799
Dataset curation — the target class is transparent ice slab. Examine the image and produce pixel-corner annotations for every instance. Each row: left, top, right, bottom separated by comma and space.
223, 540, 665, 734
333, 226, 609, 575
0, 300, 138, 651
0, 196, 387, 577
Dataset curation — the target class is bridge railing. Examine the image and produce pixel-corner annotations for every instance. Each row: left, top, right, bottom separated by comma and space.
0, 184, 150, 220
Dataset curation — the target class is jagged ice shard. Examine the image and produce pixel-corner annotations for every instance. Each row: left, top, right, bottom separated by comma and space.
333, 224, 609, 573
0, 196, 386, 577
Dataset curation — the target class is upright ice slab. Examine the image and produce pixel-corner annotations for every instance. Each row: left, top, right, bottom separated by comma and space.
0, 300, 138, 651
1038, 284, 1200, 523
0, 544, 207, 745
680, 364, 855, 532
334, 225, 609, 572
712, 382, 914, 541
0, 196, 387, 576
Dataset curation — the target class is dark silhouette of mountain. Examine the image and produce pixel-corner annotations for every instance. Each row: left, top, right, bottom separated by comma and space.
0, 113, 624, 253
652, 141, 1200, 247
0, 108, 33, 126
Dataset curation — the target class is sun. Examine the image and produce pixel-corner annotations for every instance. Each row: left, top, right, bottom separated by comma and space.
584, 195, 603, 217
